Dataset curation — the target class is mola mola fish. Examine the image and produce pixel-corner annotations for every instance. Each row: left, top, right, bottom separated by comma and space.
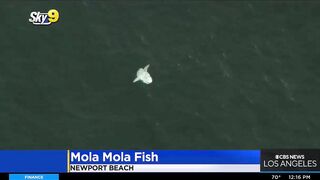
133, 64, 152, 84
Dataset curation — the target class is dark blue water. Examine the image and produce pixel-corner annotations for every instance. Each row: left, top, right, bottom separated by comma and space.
0, 1, 319, 149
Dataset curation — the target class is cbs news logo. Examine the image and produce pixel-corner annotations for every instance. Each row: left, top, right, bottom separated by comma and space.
29, 9, 59, 25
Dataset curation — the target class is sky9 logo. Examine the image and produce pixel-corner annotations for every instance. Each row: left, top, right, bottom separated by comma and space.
29, 9, 59, 26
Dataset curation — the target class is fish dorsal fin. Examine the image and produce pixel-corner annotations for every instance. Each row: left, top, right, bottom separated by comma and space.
144, 64, 150, 71
133, 77, 140, 83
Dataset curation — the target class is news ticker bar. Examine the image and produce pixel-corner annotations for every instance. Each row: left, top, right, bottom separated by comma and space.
0, 150, 319, 173
3, 173, 320, 180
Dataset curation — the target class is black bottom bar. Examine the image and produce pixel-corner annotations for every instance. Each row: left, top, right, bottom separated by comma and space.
59, 173, 320, 180
0, 174, 7, 179
2, 173, 320, 180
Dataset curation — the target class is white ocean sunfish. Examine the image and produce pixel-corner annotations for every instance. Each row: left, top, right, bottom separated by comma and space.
133, 64, 152, 84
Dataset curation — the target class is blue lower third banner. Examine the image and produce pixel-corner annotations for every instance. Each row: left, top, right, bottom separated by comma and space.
0, 150, 260, 172
0, 151, 66, 173
68, 150, 260, 172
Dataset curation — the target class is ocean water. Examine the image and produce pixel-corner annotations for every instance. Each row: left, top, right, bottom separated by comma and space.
0, 1, 319, 149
